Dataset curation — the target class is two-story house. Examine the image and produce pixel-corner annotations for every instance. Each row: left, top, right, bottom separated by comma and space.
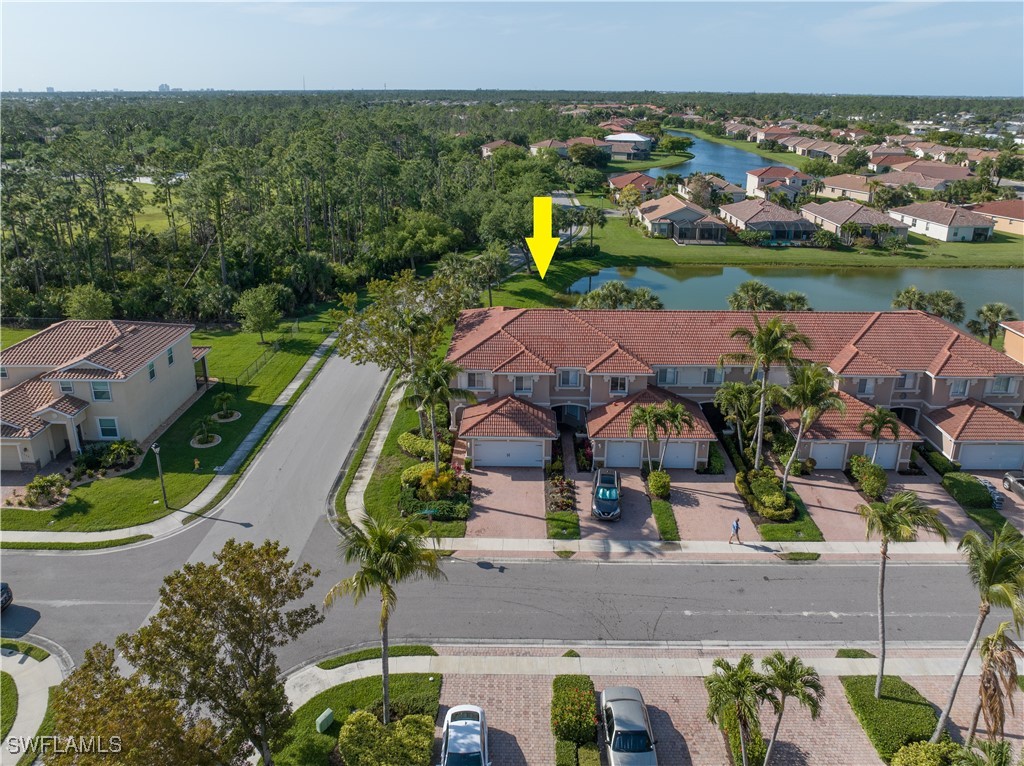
0, 320, 210, 471
445, 308, 1024, 471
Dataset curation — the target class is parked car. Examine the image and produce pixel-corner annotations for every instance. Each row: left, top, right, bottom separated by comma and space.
600, 686, 658, 766
439, 704, 490, 766
592, 469, 622, 521
1004, 471, 1024, 501
1, 582, 12, 612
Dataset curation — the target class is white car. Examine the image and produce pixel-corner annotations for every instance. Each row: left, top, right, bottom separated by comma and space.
439, 704, 491, 766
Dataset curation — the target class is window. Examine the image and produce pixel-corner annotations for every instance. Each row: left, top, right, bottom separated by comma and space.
147, 361, 156, 381
558, 369, 581, 389
91, 381, 112, 401
895, 373, 916, 391
656, 368, 678, 386
993, 376, 1012, 394
950, 379, 968, 397
167, 347, 175, 366
610, 377, 627, 395
97, 418, 119, 439
466, 372, 487, 390
0, 367, 6, 379
59, 381, 75, 395
857, 378, 874, 396
703, 367, 724, 385
514, 376, 532, 395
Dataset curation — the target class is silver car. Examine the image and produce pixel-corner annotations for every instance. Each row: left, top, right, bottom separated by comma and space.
439, 704, 490, 766
600, 686, 658, 766
1004, 471, 1024, 501
592, 469, 622, 521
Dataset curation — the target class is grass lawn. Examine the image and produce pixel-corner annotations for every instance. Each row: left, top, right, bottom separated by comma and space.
651, 498, 681, 541
0, 327, 38, 349
335, 375, 398, 525
962, 505, 1009, 537
546, 510, 581, 539
1, 315, 332, 532
0, 640, 50, 662
1, 534, 152, 550
273, 674, 441, 766
605, 151, 694, 175
677, 128, 812, 170
758, 489, 825, 542
1, 671, 17, 742
316, 644, 437, 671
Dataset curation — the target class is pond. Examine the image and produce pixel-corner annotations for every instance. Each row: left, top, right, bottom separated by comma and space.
569, 265, 1022, 316
645, 130, 795, 185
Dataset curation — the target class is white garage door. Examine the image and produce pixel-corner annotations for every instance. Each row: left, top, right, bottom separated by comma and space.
1, 444, 22, 471
606, 441, 643, 468
873, 443, 900, 471
958, 443, 1024, 471
474, 440, 544, 468
662, 441, 697, 469
810, 442, 847, 470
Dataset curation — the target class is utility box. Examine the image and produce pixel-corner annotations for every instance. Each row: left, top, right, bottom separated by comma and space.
316, 708, 334, 734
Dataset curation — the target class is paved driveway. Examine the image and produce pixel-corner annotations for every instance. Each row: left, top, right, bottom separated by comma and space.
975, 470, 1024, 532
577, 470, 659, 541
790, 470, 873, 541
889, 472, 985, 542
667, 464, 753, 543
467, 468, 547, 538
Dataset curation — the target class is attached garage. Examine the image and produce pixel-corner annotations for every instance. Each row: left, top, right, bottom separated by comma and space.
605, 440, 643, 468
958, 443, 1024, 471
810, 442, 847, 470
474, 439, 545, 468
1, 443, 23, 471
872, 443, 901, 471
662, 441, 697, 469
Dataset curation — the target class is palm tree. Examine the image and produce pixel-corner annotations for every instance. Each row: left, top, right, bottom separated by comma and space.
728, 280, 780, 311
931, 524, 1024, 743
213, 390, 235, 418
859, 491, 949, 699
628, 403, 668, 467
780, 291, 812, 311
859, 406, 901, 464
192, 415, 215, 444
779, 363, 845, 492
967, 621, 1023, 744
973, 303, 1019, 346
705, 655, 766, 766
323, 509, 446, 725
583, 206, 607, 248
870, 222, 894, 244
721, 315, 812, 470
926, 289, 967, 324
892, 285, 928, 311
839, 220, 863, 245
760, 652, 825, 766
628, 287, 664, 310
657, 401, 696, 471
475, 246, 510, 308
715, 381, 756, 454
402, 358, 476, 475
955, 740, 1017, 766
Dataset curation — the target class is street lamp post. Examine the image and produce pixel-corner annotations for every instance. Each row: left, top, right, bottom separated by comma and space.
152, 442, 168, 508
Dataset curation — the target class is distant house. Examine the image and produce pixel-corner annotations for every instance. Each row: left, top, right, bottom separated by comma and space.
819, 173, 875, 203
969, 199, 1024, 235
529, 139, 568, 157
753, 179, 804, 203
678, 174, 746, 204
888, 202, 995, 242
800, 200, 909, 244
1002, 321, 1024, 366
480, 139, 522, 158
830, 128, 871, 141
874, 171, 951, 193
605, 132, 654, 160
887, 159, 975, 182
868, 154, 915, 172
724, 121, 757, 139
565, 136, 613, 155
745, 167, 812, 197
634, 195, 728, 244
755, 126, 797, 143
719, 199, 817, 243
599, 118, 636, 132
608, 171, 659, 200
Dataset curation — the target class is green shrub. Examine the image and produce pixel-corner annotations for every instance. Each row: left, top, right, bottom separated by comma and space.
743, 469, 796, 522
24, 473, 69, 506
562, 649, 580, 658
365, 691, 439, 722
860, 463, 889, 500
921, 447, 960, 476
577, 742, 601, 766
720, 704, 767, 766
891, 741, 960, 766
942, 472, 993, 509
698, 443, 726, 475
398, 486, 471, 522
849, 454, 872, 481
722, 436, 749, 472
397, 431, 452, 462
803, 457, 817, 473
651, 499, 680, 542
336, 711, 434, 766
401, 464, 426, 487
555, 739, 577, 766
73, 443, 108, 471
551, 675, 596, 746
771, 429, 796, 459
841, 675, 937, 762
647, 470, 671, 499
101, 438, 141, 468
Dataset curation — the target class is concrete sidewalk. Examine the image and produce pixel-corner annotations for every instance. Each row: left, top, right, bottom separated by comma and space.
344, 382, 404, 529
1, 646, 64, 755
0, 332, 339, 545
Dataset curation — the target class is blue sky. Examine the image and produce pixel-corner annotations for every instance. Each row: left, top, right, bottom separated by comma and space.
3, 2, 1022, 96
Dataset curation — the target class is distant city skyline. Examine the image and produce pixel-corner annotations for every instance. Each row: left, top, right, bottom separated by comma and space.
3, 2, 1022, 97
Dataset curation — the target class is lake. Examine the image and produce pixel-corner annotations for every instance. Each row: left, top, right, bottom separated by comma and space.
646, 130, 795, 184
569, 265, 1022, 316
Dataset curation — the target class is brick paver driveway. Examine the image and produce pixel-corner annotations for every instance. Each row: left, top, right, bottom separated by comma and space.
577, 469, 659, 541
910, 675, 1023, 752
975, 470, 1024, 532
466, 468, 547, 538
789, 470, 872, 541
667, 464, 753, 543
889, 471, 985, 542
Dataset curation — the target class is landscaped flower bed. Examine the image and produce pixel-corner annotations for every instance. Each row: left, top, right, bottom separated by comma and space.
574, 436, 593, 472
545, 474, 580, 539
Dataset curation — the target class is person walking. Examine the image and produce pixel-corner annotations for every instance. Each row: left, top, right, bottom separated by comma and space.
729, 517, 741, 545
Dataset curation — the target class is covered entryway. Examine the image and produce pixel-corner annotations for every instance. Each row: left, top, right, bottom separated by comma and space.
606, 440, 643, 468
958, 443, 1024, 470
810, 442, 847, 470
872, 443, 901, 470
474, 439, 545, 468
661, 441, 697, 469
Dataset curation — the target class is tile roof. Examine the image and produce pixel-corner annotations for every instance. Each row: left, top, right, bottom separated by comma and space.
587, 345, 652, 374
705, 176, 744, 193
821, 174, 874, 193
875, 171, 948, 191
636, 195, 711, 224
531, 139, 567, 149
871, 154, 915, 168
925, 399, 1024, 442
609, 172, 657, 191
1, 320, 194, 379
587, 387, 715, 440
779, 391, 921, 442
889, 202, 996, 228
888, 159, 974, 181
800, 200, 906, 229
719, 198, 807, 224
447, 308, 1024, 380
458, 395, 558, 439
1001, 321, 1024, 338
971, 200, 1024, 221
0, 375, 89, 439
566, 136, 613, 148
748, 166, 812, 181
192, 346, 211, 361
481, 139, 520, 150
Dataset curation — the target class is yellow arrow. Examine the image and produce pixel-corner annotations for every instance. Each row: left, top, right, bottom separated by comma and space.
525, 196, 559, 279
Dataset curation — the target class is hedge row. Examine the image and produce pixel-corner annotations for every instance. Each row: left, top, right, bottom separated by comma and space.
941, 472, 993, 510
551, 675, 597, 766
735, 468, 796, 522
397, 431, 452, 462
849, 454, 889, 500
697, 443, 726, 475
841, 675, 937, 763
920, 447, 960, 477
720, 704, 767, 766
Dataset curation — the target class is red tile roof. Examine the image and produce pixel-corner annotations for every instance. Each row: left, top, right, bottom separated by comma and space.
719, 198, 807, 224
447, 308, 1024, 380
890, 202, 995, 228
566, 136, 612, 148
0, 375, 89, 439
531, 139, 567, 149
748, 167, 812, 181
801, 200, 907, 229
192, 346, 211, 361
888, 159, 974, 181
458, 395, 558, 439
971, 200, 1024, 221
609, 172, 657, 191
587, 387, 714, 440
481, 139, 520, 150
821, 174, 874, 193
1002, 321, 1024, 338
925, 400, 1024, 442
779, 391, 920, 442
